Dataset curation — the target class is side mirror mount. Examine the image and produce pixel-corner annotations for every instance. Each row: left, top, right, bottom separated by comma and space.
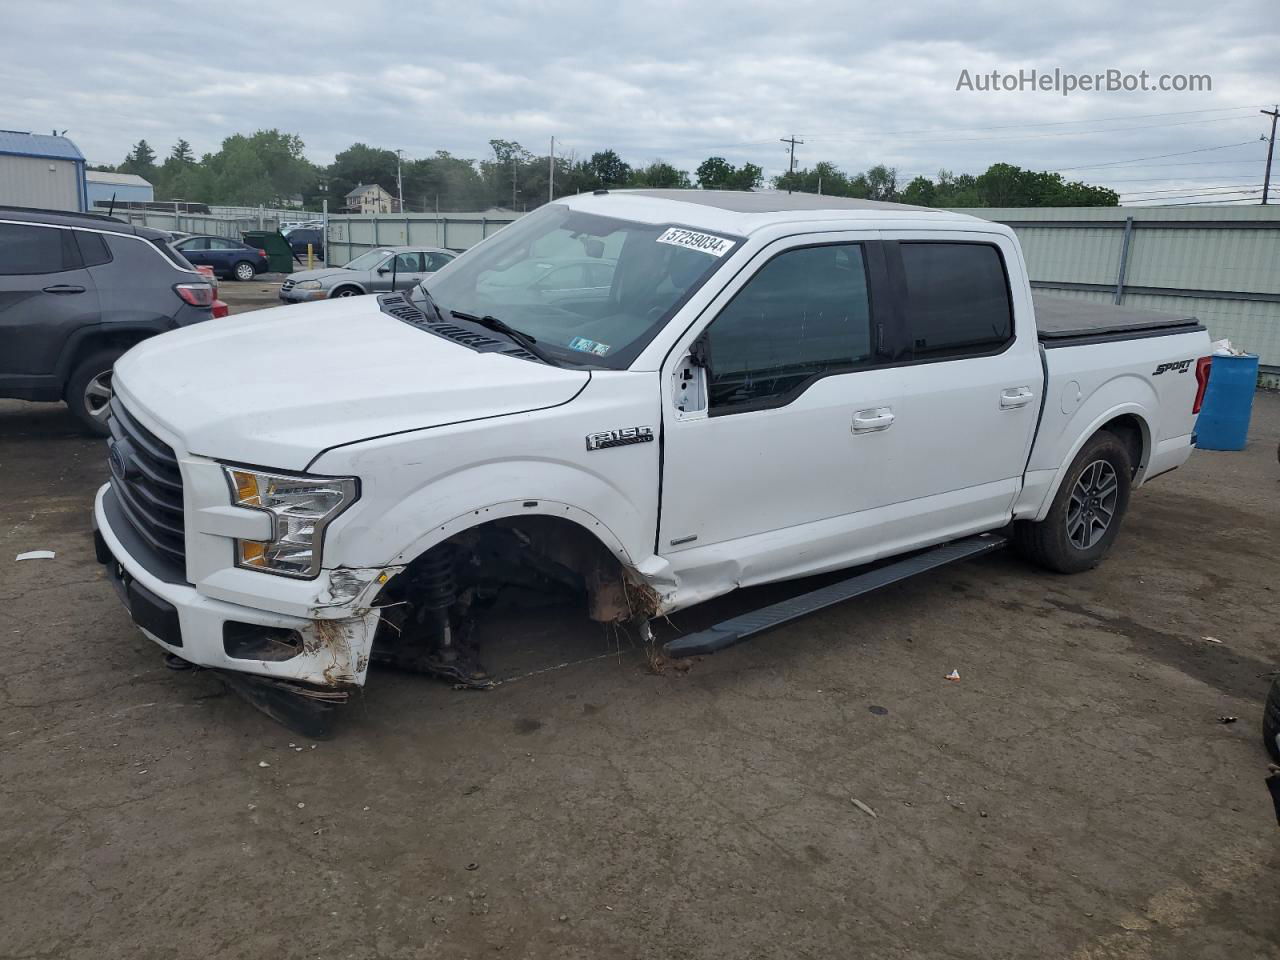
688, 334, 710, 371
377, 266, 390, 275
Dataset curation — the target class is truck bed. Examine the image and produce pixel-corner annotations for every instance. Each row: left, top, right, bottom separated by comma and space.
1033, 294, 1204, 346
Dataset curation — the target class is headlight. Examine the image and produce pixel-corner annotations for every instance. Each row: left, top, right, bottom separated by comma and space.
296, 280, 322, 290
224, 467, 358, 578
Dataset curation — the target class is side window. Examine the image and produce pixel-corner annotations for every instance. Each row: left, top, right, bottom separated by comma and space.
0, 223, 73, 275
211, 238, 240, 250
181, 237, 210, 251
586, 262, 614, 287
706, 243, 874, 413
74, 231, 113, 267
540, 263, 586, 291
426, 252, 452, 271
899, 242, 1012, 359
393, 252, 422, 272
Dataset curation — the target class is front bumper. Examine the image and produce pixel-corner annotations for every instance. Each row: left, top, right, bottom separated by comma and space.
278, 284, 328, 303
93, 483, 379, 688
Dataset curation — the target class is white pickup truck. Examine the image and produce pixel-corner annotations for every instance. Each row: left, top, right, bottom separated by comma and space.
93, 190, 1212, 732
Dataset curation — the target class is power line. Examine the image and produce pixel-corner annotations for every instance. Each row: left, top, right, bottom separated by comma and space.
798, 103, 1269, 139
1054, 140, 1261, 171
1118, 182, 1263, 197
1126, 188, 1263, 203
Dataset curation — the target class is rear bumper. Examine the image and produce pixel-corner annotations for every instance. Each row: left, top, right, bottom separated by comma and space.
93, 483, 378, 687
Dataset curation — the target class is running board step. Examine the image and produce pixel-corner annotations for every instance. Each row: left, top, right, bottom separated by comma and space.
663, 534, 1008, 658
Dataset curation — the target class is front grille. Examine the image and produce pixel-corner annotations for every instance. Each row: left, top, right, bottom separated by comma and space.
281, 279, 295, 292
107, 398, 186, 574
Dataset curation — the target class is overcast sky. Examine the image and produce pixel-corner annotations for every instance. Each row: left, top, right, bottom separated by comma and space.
2, 0, 1275, 204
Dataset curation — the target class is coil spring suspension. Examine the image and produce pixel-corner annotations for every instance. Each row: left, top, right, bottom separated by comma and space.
415, 545, 459, 663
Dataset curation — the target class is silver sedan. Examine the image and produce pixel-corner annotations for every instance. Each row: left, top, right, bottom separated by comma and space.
279, 246, 455, 302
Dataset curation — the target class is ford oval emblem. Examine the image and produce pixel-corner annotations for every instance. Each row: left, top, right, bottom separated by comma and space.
108, 442, 128, 481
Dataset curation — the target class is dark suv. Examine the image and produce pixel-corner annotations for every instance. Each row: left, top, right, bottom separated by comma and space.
0, 206, 213, 435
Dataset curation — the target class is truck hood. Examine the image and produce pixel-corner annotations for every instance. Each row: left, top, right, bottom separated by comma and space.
113, 297, 590, 470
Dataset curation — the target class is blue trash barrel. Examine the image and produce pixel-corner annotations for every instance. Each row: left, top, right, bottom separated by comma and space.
1196, 354, 1259, 451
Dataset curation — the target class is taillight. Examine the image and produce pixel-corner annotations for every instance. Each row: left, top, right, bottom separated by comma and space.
258, 248, 268, 258
212, 299, 229, 319
1192, 356, 1212, 413
174, 282, 214, 307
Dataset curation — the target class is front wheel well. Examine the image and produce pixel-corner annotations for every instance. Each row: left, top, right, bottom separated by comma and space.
368, 515, 658, 683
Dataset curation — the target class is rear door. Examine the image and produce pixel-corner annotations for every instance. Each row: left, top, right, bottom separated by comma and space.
0, 221, 99, 379
869, 231, 1040, 542
175, 237, 211, 268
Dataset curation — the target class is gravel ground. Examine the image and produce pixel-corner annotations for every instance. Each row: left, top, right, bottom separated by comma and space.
1, 361, 1278, 958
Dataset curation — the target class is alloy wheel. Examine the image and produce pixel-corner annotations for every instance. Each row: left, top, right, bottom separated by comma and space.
1066, 459, 1119, 549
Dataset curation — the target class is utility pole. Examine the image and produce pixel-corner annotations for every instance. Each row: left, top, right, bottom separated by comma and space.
780, 135, 804, 194
395, 149, 405, 213
549, 136, 555, 202
512, 155, 518, 210
1262, 105, 1279, 205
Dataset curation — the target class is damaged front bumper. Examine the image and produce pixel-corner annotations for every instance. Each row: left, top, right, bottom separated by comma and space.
93, 484, 383, 698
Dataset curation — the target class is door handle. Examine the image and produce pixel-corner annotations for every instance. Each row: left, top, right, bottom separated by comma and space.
852, 407, 894, 433
1000, 386, 1034, 409
42, 284, 86, 295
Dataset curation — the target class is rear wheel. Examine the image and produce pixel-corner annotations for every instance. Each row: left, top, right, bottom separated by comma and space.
65, 348, 124, 436
233, 260, 256, 281
331, 286, 362, 298
1015, 430, 1133, 574
1264, 677, 1280, 764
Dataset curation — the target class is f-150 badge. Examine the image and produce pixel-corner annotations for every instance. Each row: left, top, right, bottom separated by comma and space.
585, 426, 654, 451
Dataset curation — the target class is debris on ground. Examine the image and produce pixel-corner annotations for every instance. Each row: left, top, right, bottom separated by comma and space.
1217, 716, 1238, 724
258, 761, 270, 768
945, 669, 961, 682
869, 705, 889, 716
850, 798, 878, 819
14, 550, 55, 561
1202, 636, 1224, 644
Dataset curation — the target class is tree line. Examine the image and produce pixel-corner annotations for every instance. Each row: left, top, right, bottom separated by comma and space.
98, 131, 1118, 211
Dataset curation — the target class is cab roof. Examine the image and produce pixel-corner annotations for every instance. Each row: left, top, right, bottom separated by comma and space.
561, 189, 988, 235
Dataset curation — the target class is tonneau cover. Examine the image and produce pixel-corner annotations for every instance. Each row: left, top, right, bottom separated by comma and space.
1033, 294, 1201, 342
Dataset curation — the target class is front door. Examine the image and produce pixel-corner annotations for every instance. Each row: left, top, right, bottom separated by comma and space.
659, 235, 906, 587
375, 251, 427, 293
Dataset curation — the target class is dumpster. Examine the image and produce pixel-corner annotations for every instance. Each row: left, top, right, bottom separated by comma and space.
241, 230, 295, 274
1196, 353, 1259, 451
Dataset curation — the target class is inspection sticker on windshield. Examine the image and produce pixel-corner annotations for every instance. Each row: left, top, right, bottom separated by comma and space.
656, 227, 734, 258
569, 336, 611, 356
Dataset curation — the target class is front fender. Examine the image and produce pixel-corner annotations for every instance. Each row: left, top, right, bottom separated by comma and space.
324, 459, 651, 571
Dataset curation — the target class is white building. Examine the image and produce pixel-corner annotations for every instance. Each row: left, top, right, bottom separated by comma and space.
345, 183, 396, 213
86, 170, 154, 209
0, 130, 87, 211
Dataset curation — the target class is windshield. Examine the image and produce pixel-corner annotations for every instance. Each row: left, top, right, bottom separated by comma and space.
414, 204, 740, 368
343, 249, 393, 270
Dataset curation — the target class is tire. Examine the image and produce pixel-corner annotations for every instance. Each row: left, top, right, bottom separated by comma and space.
1264, 677, 1280, 764
331, 286, 362, 298
65, 348, 124, 437
233, 260, 256, 281
1015, 430, 1133, 574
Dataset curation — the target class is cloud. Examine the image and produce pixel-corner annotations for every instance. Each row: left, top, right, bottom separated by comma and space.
0, 0, 1272, 201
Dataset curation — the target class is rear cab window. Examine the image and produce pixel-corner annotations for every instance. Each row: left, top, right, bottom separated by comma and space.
895, 241, 1013, 360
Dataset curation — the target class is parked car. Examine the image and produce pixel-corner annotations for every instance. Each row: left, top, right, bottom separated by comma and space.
192, 264, 229, 318
284, 227, 324, 261
278, 246, 454, 302
172, 234, 270, 281
0, 204, 213, 434
92, 190, 1212, 733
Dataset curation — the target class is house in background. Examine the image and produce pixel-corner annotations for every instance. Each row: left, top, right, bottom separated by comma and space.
85, 170, 153, 209
0, 130, 87, 211
344, 182, 396, 213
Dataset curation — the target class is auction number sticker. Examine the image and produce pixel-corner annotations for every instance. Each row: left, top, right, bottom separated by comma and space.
569, 336, 611, 356
656, 227, 734, 258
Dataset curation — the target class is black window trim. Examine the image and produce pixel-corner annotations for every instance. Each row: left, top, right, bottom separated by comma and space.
704, 238, 892, 418
73, 228, 114, 268
884, 238, 1017, 366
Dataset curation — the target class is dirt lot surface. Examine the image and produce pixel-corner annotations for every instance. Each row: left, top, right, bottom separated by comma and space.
2, 370, 1278, 957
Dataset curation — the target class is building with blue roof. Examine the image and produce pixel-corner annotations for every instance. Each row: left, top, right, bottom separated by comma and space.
0, 130, 87, 211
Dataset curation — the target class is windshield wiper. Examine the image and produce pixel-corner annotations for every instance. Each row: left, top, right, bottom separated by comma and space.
450, 310, 560, 366
414, 283, 446, 323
